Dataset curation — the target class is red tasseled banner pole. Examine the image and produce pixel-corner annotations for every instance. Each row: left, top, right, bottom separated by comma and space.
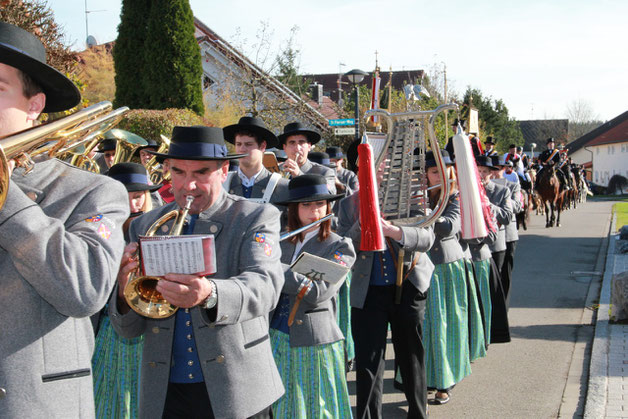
358, 142, 385, 251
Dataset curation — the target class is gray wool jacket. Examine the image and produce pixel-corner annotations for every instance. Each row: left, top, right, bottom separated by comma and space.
109, 190, 285, 419
0, 159, 128, 419
275, 232, 356, 347
429, 193, 465, 265
484, 181, 513, 253
492, 177, 521, 243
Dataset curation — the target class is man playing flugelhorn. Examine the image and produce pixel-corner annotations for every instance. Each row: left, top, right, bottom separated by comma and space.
0, 22, 129, 417
109, 126, 285, 418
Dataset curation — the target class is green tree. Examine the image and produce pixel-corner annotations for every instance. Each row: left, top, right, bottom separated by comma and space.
143, 0, 204, 115
0, 0, 75, 74
274, 26, 311, 97
113, 0, 151, 108
462, 87, 524, 153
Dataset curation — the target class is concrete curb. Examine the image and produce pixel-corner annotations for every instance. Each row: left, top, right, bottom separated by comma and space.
584, 213, 617, 418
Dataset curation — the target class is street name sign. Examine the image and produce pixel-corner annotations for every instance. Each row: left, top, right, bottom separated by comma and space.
329, 118, 355, 126
334, 127, 356, 136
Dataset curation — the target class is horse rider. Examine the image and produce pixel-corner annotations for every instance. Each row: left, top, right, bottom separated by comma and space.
537, 137, 569, 190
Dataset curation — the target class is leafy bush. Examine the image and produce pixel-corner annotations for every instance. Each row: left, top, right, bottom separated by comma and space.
115, 108, 209, 141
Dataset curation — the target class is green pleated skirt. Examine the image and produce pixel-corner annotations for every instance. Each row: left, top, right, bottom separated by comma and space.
336, 272, 355, 361
464, 259, 487, 361
270, 329, 352, 419
473, 259, 493, 345
92, 314, 143, 419
424, 259, 472, 389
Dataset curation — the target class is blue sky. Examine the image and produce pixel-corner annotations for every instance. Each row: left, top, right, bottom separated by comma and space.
47, 0, 628, 122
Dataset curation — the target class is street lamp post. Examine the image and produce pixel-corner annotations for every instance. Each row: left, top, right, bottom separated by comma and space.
344, 69, 368, 141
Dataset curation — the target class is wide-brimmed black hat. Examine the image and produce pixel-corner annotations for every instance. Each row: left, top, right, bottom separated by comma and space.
326, 146, 344, 159
137, 138, 159, 151
95, 138, 117, 153
476, 155, 500, 170
424, 150, 454, 168
546, 137, 555, 144
491, 155, 504, 167
223, 116, 278, 148
149, 126, 245, 163
0, 22, 80, 113
452, 118, 466, 128
278, 122, 321, 146
276, 174, 344, 205
485, 136, 496, 145
308, 151, 336, 168
107, 162, 161, 192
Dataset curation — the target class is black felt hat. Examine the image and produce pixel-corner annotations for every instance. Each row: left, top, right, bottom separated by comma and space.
137, 138, 160, 151
424, 150, 454, 168
308, 151, 336, 168
452, 118, 466, 128
277, 122, 321, 146
95, 138, 117, 153
546, 137, 555, 144
149, 126, 245, 163
223, 116, 278, 148
485, 136, 496, 145
269, 148, 288, 162
475, 155, 500, 170
107, 162, 161, 192
0, 22, 80, 113
276, 174, 344, 205
326, 146, 344, 159
491, 155, 507, 168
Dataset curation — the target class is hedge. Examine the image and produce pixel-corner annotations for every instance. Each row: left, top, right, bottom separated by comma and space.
115, 108, 209, 141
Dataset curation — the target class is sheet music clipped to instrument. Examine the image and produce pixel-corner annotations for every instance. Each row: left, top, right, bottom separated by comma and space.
139, 234, 216, 277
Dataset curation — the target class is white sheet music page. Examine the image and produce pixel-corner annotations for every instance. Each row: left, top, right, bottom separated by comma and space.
139, 235, 216, 276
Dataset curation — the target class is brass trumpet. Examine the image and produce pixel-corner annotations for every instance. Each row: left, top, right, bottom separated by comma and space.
0, 101, 129, 210
123, 195, 194, 319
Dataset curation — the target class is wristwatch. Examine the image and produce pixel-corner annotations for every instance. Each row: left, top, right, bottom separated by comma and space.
201, 279, 217, 310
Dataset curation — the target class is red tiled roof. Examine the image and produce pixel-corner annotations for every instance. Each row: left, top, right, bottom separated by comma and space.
585, 117, 628, 147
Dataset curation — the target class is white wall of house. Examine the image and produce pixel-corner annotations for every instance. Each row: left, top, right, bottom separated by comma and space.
570, 148, 591, 166
591, 141, 628, 186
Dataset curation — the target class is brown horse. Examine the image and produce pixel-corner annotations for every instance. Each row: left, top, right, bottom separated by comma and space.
536, 164, 562, 227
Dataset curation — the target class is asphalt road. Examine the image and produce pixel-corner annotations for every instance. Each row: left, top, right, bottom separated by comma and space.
347, 199, 615, 418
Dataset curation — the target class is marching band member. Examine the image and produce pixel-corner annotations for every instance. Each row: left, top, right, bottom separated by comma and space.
91, 162, 161, 418
326, 145, 359, 193
422, 151, 477, 405
108, 126, 285, 418
270, 174, 355, 418
492, 157, 522, 307
278, 122, 337, 194
0, 22, 129, 417
471, 156, 512, 343
95, 138, 118, 171
223, 116, 290, 205
337, 157, 435, 419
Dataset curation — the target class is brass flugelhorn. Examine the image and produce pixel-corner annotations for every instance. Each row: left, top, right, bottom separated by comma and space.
0, 101, 129, 210
123, 195, 194, 319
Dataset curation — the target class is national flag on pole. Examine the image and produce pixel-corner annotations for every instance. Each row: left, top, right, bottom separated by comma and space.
370, 74, 381, 123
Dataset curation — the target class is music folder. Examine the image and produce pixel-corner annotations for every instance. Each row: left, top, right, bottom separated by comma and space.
290, 252, 350, 284
139, 234, 216, 277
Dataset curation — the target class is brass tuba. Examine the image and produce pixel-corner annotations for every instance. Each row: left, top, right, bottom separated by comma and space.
146, 134, 170, 184
105, 128, 148, 166
0, 101, 129, 210
123, 195, 194, 319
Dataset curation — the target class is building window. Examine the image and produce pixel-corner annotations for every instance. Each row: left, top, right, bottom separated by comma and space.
202, 75, 214, 91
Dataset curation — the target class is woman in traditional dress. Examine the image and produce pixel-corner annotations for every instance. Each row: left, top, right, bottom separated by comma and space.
91, 162, 161, 418
422, 150, 472, 405
271, 174, 356, 418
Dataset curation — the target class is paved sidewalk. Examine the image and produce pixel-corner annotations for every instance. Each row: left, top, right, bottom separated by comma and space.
585, 215, 628, 418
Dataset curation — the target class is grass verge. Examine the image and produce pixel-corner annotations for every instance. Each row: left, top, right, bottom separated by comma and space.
614, 202, 628, 232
